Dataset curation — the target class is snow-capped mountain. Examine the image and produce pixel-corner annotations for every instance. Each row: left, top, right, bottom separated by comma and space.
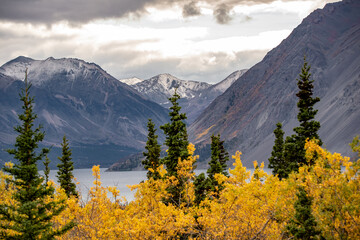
119, 77, 143, 85
0, 56, 169, 168
124, 71, 247, 123
131, 73, 211, 104
0, 56, 115, 87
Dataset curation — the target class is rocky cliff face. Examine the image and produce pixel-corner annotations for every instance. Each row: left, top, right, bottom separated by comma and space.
0, 57, 169, 168
189, 0, 360, 166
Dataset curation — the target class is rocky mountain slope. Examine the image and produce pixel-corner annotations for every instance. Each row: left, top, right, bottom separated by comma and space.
0, 57, 169, 168
107, 70, 248, 171
124, 71, 247, 123
189, 0, 360, 167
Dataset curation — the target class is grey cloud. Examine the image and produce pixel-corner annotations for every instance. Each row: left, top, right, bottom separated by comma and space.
0, 0, 153, 24
0, 0, 302, 24
182, 1, 201, 17
214, 3, 233, 24
0, 24, 267, 83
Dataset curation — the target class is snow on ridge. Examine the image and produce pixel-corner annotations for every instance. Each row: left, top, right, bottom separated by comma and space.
212, 69, 247, 92
152, 73, 210, 92
0, 56, 112, 86
119, 77, 143, 85
133, 73, 212, 99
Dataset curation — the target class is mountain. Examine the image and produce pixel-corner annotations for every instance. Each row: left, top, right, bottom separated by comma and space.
130, 73, 211, 105
106, 70, 247, 171
183, 70, 247, 123
189, 0, 360, 167
0, 57, 169, 168
125, 71, 247, 123
119, 77, 143, 85
210, 70, 248, 93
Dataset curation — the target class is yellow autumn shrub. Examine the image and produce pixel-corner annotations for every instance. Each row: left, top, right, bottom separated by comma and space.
1, 141, 359, 239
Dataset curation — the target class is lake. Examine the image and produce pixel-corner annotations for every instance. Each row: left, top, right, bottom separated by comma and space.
45, 168, 271, 202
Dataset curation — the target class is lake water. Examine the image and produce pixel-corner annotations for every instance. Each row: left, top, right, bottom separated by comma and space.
45, 168, 271, 202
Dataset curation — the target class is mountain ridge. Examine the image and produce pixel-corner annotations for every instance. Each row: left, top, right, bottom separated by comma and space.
0, 56, 169, 168
189, 0, 360, 166
123, 70, 247, 123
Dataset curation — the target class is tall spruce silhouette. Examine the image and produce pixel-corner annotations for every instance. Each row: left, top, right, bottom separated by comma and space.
0, 70, 74, 239
142, 119, 162, 180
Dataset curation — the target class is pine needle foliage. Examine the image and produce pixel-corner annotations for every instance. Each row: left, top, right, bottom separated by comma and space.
160, 89, 192, 204
160, 90, 190, 177
194, 134, 229, 204
57, 135, 78, 198
43, 154, 51, 184
268, 122, 288, 179
286, 187, 321, 239
142, 119, 162, 180
207, 134, 229, 194
274, 57, 322, 178
194, 173, 208, 206
0, 71, 74, 239
290, 57, 322, 166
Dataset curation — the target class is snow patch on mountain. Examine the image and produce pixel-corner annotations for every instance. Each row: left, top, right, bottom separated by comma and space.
119, 77, 143, 85
212, 69, 247, 92
0, 56, 113, 86
132, 73, 211, 100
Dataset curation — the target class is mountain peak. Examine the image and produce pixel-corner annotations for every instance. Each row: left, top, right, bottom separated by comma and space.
211, 69, 247, 92
12, 56, 34, 63
119, 77, 143, 85
0, 56, 114, 86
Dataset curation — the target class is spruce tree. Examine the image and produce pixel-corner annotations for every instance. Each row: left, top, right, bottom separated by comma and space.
268, 122, 289, 179
57, 135, 78, 198
194, 173, 209, 206
218, 137, 229, 177
286, 187, 321, 239
160, 90, 190, 176
160, 89, 192, 204
142, 119, 162, 180
194, 134, 230, 203
43, 154, 51, 183
0, 71, 74, 239
207, 134, 229, 196
282, 57, 322, 176
207, 134, 223, 180
292, 57, 322, 166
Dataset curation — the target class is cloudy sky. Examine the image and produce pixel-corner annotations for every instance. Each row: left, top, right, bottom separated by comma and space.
0, 0, 339, 83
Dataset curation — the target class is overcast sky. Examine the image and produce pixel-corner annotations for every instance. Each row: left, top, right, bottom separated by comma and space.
0, 0, 340, 83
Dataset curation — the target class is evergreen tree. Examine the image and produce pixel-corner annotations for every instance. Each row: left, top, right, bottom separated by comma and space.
286, 187, 321, 239
282, 57, 322, 176
0, 71, 74, 239
160, 89, 192, 204
207, 134, 229, 196
268, 122, 289, 179
207, 134, 223, 180
292, 57, 322, 164
194, 173, 209, 206
294, 58, 322, 145
160, 90, 190, 176
142, 119, 162, 180
208, 134, 229, 177
218, 137, 229, 177
43, 154, 51, 183
57, 135, 78, 198
195, 134, 230, 202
